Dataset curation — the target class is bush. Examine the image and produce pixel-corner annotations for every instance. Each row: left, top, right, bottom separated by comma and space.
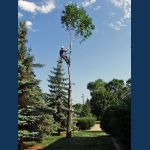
100, 98, 131, 150
109, 99, 131, 150
100, 106, 116, 135
75, 117, 96, 130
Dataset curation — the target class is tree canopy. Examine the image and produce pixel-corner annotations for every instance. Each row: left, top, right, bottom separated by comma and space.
87, 78, 131, 119
61, 3, 95, 44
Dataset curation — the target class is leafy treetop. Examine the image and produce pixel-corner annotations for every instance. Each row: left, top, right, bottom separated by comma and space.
61, 4, 95, 43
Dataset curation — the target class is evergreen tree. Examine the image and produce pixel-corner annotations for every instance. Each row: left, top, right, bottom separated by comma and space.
81, 98, 92, 117
18, 21, 55, 150
36, 91, 57, 137
47, 62, 68, 135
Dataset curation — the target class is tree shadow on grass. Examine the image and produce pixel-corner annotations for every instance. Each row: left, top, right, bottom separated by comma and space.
42, 135, 117, 150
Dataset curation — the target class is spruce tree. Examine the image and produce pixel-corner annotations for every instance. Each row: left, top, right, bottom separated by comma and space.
18, 21, 55, 149
81, 98, 92, 117
37, 92, 57, 137
47, 62, 68, 135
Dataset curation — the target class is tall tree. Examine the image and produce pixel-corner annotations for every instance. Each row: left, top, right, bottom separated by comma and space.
87, 79, 108, 118
18, 21, 54, 150
61, 3, 95, 138
47, 62, 68, 136
87, 78, 130, 119
105, 79, 126, 98
87, 79, 107, 93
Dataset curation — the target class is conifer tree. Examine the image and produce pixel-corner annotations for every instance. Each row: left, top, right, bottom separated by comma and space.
81, 98, 92, 117
37, 92, 57, 136
18, 21, 55, 149
47, 62, 68, 135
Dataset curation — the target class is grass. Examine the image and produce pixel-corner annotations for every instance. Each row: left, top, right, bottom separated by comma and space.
25, 131, 117, 150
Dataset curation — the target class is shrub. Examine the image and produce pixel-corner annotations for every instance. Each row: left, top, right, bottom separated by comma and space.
109, 99, 131, 150
75, 117, 96, 130
100, 106, 116, 135
100, 98, 131, 150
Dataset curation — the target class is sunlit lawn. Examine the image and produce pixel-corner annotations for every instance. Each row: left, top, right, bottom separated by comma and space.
25, 131, 117, 150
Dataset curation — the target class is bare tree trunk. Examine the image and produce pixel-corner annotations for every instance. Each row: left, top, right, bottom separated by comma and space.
66, 42, 72, 138
18, 138, 24, 150
57, 129, 61, 136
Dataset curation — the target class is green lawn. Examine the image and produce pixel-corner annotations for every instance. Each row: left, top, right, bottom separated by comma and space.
25, 131, 117, 150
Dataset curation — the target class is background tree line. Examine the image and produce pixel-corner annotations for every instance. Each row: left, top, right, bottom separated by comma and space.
73, 78, 131, 120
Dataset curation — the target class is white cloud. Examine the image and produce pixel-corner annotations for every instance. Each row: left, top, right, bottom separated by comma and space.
110, 12, 115, 16
94, 6, 101, 10
18, 0, 56, 14
26, 21, 38, 32
116, 21, 126, 27
81, 0, 96, 7
18, 12, 23, 18
109, 20, 126, 31
110, 0, 131, 19
26, 21, 32, 29
110, 0, 123, 7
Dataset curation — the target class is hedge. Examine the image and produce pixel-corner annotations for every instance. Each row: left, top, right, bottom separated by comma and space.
100, 98, 131, 150
75, 117, 96, 130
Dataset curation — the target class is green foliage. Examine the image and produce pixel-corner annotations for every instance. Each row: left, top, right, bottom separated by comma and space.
61, 3, 95, 43
87, 79, 106, 92
105, 79, 128, 98
72, 103, 83, 114
75, 117, 96, 130
126, 78, 131, 88
100, 106, 116, 135
87, 78, 130, 119
18, 20, 55, 149
18, 106, 42, 141
37, 92, 57, 136
18, 21, 43, 144
81, 99, 92, 117
100, 98, 131, 150
47, 62, 68, 135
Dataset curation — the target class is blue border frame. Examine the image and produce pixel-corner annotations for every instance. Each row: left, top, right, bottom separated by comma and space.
132, 1, 150, 150
0, 1, 18, 149
1, 1, 150, 150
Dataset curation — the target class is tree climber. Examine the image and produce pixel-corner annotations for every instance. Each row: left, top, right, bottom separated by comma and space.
59, 46, 70, 65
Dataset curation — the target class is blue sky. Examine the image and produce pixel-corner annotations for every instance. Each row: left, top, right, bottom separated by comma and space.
18, 0, 131, 104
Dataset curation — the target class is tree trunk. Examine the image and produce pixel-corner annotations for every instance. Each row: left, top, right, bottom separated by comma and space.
66, 43, 72, 138
18, 138, 24, 150
57, 129, 61, 136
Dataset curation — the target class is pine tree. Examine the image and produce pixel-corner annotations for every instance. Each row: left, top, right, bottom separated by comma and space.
37, 92, 58, 137
47, 62, 68, 135
18, 21, 55, 149
81, 98, 92, 117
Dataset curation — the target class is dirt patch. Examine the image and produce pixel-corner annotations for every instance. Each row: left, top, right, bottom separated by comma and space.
90, 124, 102, 131
25, 145, 42, 150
